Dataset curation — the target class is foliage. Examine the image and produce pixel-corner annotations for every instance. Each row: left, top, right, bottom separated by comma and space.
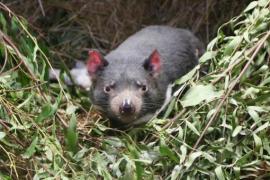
0, 0, 270, 179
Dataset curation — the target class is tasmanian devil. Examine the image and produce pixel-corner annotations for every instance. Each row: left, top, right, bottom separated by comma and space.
50, 25, 204, 126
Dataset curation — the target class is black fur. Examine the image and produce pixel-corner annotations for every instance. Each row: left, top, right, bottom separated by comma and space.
89, 26, 203, 125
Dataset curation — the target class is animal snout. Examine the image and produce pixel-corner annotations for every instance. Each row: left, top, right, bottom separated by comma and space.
119, 99, 135, 115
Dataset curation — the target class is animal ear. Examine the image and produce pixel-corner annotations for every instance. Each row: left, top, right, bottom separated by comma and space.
143, 49, 161, 77
86, 50, 108, 76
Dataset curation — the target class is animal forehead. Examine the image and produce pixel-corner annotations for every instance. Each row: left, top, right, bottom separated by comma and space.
102, 68, 146, 82
104, 77, 146, 86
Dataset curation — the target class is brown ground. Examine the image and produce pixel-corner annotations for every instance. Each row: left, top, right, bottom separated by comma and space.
3, 0, 251, 66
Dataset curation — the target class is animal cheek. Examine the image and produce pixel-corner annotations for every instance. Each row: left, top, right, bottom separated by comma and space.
132, 96, 143, 114
109, 96, 121, 116
108, 91, 117, 97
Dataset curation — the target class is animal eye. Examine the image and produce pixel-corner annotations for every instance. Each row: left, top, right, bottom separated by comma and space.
136, 81, 148, 92
104, 86, 112, 93
104, 81, 115, 93
141, 85, 148, 92
104, 86, 111, 93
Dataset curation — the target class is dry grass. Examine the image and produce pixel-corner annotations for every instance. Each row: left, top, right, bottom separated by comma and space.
4, 0, 251, 66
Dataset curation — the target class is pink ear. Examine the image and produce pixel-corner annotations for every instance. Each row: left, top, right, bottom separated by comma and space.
87, 50, 108, 75
149, 49, 161, 72
143, 49, 161, 75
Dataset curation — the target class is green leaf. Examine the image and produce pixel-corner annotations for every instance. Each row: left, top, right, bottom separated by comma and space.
202, 152, 216, 163
243, 31, 250, 42
180, 145, 187, 164
253, 133, 262, 149
258, 0, 268, 7
248, 106, 266, 113
64, 113, 78, 153
0, 132, 6, 140
0, 172, 12, 180
176, 67, 197, 84
253, 122, 269, 134
223, 36, 243, 56
247, 107, 260, 122
36, 103, 57, 123
111, 157, 124, 177
207, 109, 216, 120
22, 136, 38, 159
44, 146, 53, 161
207, 37, 218, 50
104, 137, 124, 148
73, 147, 88, 161
181, 84, 223, 107
215, 166, 225, 180
66, 104, 78, 115
185, 151, 202, 169
199, 51, 217, 63
135, 161, 143, 180
171, 165, 181, 180
244, 1, 258, 12
163, 97, 176, 118
185, 121, 200, 136
160, 144, 178, 163
232, 126, 242, 137
0, 13, 7, 33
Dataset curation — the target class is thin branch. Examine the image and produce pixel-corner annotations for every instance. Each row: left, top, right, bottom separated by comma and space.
191, 31, 270, 153
0, 119, 26, 148
37, 0, 46, 16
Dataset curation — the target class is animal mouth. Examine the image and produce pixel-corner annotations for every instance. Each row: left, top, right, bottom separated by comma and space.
116, 113, 138, 124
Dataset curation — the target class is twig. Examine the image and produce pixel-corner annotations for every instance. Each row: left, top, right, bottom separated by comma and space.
37, 0, 46, 16
190, 31, 270, 153
0, 119, 26, 148
0, 30, 37, 80
211, 42, 261, 85
0, 82, 47, 92
56, 113, 68, 127
206, 0, 209, 42
0, 45, 8, 74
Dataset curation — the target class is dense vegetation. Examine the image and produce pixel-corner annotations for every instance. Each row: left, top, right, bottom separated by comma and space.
0, 0, 270, 179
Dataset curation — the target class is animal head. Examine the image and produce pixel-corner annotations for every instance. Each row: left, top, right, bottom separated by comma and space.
87, 49, 163, 124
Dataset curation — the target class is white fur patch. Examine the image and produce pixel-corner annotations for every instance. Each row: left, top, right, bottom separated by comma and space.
49, 61, 92, 90
70, 68, 92, 90
158, 83, 173, 113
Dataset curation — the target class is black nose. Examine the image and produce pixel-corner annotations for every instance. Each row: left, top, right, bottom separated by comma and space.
119, 100, 135, 115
